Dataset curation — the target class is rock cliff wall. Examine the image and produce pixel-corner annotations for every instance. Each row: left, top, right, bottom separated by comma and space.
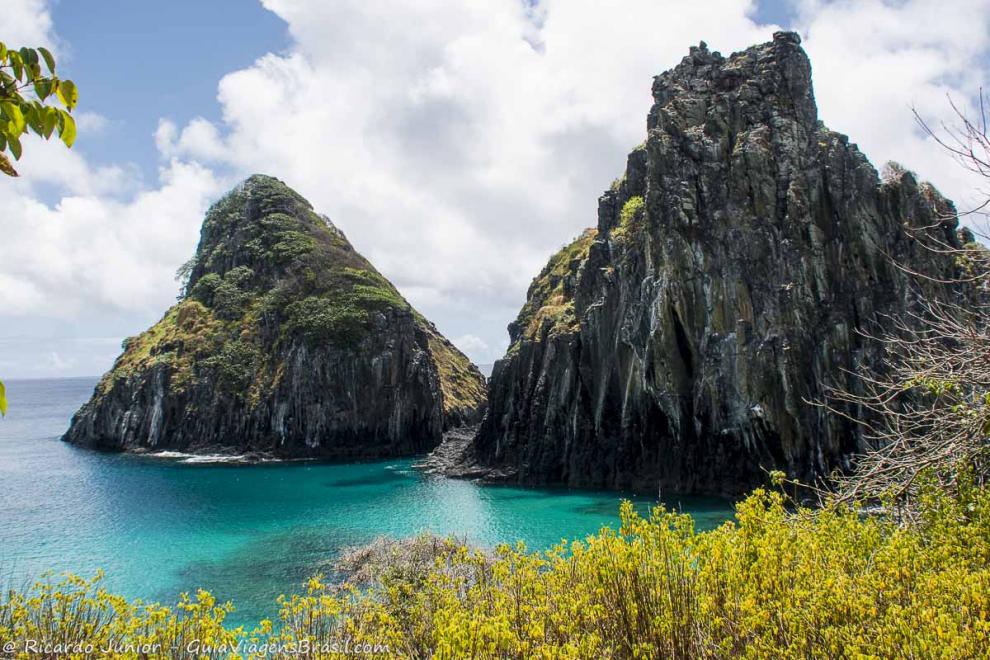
468, 33, 965, 494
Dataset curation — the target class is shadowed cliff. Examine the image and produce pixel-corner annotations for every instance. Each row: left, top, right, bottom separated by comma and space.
461, 32, 967, 495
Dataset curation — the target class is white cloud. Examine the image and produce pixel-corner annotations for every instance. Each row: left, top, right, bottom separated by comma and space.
0, 3, 225, 325
47, 351, 73, 370
156, 117, 228, 162
75, 112, 110, 133
164, 0, 777, 362
452, 333, 490, 358
796, 0, 990, 215
2, 0, 55, 49
0, 158, 223, 317
3, 0, 990, 377
175, 0, 990, 365
8, 133, 140, 198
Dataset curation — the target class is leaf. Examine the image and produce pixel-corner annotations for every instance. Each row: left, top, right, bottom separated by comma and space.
1, 102, 25, 133
0, 380, 6, 417
8, 52, 23, 81
18, 47, 38, 70
25, 104, 43, 136
0, 42, 7, 62
42, 106, 58, 138
18, 47, 40, 80
57, 79, 78, 111
38, 46, 55, 74
0, 152, 17, 177
33, 78, 52, 101
7, 132, 21, 160
58, 110, 76, 147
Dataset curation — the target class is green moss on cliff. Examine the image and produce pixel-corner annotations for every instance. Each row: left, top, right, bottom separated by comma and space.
423, 326, 487, 417
284, 296, 370, 347
101, 300, 225, 395
103, 177, 416, 396
179, 175, 415, 353
611, 195, 645, 244
513, 228, 597, 342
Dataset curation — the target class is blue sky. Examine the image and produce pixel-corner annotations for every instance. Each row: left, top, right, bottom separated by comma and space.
51, 1, 290, 182
2, 0, 989, 379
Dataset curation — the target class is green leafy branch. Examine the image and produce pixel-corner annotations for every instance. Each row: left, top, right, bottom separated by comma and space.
0, 42, 78, 177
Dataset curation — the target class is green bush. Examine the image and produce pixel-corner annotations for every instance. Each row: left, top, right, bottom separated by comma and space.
0, 573, 239, 659
612, 195, 645, 244
190, 267, 255, 320
303, 482, 990, 658
200, 339, 260, 393
284, 296, 369, 348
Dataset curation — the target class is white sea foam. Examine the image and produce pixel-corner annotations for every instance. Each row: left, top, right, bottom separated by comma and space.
146, 451, 255, 464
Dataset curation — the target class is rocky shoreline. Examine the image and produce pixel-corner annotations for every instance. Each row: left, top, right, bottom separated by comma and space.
415, 424, 517, 482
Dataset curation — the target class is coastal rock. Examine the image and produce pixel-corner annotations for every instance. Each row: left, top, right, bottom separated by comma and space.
462, 32, 966, 494
64, 175, 486, 458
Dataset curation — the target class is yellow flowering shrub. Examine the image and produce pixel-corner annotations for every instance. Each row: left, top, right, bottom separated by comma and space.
2, 480, 989, 658
301, 481, 990, 658
0, 572, 240, 658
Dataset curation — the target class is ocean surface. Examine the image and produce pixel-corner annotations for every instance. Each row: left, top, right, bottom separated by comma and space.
0, 377, 734, 626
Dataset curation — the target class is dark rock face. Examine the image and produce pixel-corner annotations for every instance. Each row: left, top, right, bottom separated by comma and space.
467, 33, 965, 495
64, 175, 486, 458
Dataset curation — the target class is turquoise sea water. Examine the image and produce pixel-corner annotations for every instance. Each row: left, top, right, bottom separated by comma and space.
0, 378, 733, 626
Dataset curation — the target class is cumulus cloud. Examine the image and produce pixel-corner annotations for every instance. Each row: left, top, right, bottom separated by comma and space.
0, 3, 225, 338
74, 112, 111, 134
155, 117, 228, 162
0, 157, 223, 317
797, 0, 990, 212
165, 0, 777, 362
3, 0, 990, 376
0, 1, 225, 326
166, 0, 990, 364
3, 0, 55, 49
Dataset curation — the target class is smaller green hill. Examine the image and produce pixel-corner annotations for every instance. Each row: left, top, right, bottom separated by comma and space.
65, 175, 485, 457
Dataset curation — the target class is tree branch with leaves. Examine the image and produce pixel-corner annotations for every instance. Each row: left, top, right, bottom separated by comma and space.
0, 41, 78, 177
0, 41, 79, 416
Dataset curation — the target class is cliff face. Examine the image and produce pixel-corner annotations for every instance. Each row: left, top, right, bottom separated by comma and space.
64, 175, 485, 458
469, 32, 965, 494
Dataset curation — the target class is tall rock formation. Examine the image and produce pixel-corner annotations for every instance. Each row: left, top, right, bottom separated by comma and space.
64, 175, 486, 458
465, 32, 966, 494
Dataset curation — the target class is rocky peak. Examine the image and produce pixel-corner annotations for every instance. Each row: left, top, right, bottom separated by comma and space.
183, 174, 351, 295
65, 176, 486, 457
649, 32, 814, 133
462, 34, 967, 495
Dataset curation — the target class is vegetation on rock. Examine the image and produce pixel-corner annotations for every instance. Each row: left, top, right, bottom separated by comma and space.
422, 324, 488, 423
512, 228, 598, 342
610, 195, 645, 245
66, 174, 485, 455
0, 40, 78, 177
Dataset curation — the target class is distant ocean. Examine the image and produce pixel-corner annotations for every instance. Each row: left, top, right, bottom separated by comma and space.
0, 377, 732, 626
